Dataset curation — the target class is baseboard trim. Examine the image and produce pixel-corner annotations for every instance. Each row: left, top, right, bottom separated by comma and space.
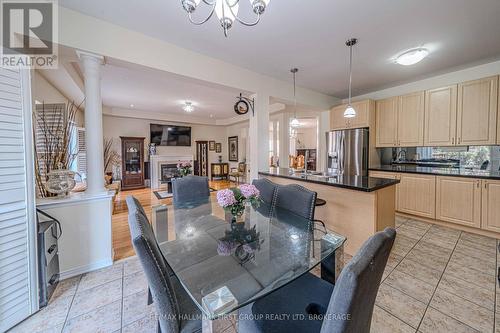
59, 258, 113, 280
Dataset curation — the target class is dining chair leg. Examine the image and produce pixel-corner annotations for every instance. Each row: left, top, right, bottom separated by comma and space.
321, 244, 344, 284
147, 287, 153, 305
157, 319, 161, 333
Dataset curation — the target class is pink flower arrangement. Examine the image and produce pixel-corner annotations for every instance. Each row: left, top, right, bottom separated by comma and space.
239, 184, 260, 199
216, 189, 237, 207
177, 161, 192, 176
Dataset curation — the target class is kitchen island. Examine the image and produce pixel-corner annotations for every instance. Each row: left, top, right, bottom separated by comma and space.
259, 168, 400, 255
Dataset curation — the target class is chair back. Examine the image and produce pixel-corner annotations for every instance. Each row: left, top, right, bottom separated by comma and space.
172, 175, 210, 206
252, 178, 277, 205
274, 184, 317, 221
126, 196, 180, 333
320, 228, 396, 333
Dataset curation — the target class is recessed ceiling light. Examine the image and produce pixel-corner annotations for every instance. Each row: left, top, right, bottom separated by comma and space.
209, 114, 214, 118
130, 104, 134, 108
183, 101, 194, 112
396, 48, 429, 66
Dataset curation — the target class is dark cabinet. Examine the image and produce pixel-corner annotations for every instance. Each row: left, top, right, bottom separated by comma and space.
121, 137, 145, 190
195, 141, 209, 177
211, 163, 229, 180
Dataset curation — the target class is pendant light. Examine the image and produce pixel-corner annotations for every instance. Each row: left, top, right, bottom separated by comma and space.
290, 68, 300, 128
344, 38, 357, 118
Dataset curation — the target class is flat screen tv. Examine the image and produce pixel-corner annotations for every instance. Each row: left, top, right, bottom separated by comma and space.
150, 124, 191, 146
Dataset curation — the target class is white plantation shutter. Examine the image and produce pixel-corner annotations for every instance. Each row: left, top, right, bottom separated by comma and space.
76, 127, 86, 175
0, 67, 37, 331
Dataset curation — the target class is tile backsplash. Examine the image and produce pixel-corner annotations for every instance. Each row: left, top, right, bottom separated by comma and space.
378, 146, 500, 171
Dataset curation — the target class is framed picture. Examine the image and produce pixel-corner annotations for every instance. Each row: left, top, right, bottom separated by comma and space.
228, 136, 238, 162
209, 140, 215, 151
215, 143, 222, 153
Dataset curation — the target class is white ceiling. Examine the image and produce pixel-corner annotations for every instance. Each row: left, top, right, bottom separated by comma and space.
59, 0, 500, 98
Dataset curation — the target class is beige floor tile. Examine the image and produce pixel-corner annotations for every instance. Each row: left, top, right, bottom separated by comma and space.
122, 256, 143, 276
392, 234, 418, 257
376, 284, 427, 328
420, 232, 458, 250
454, 243, 496, 265
405, 247, 448, 271
403, 219, 431, 231
396, 224, 428, 240
9, 296, 73, 333
430, 289, 494, 333
68, 279, 122, 319
460, 232, 497, 247
382, 265, 395, 282
122, 316, 157, 333
123, 269, 149, 297
449, 251, 496, 274
395, 258, 443, 286
387, 251, 404, 267
370, 305, 415, 333
428, 225, 461, 239
444, 261, 496, 292
438, 274, 494, 311
63, 300, 122, 333
411, 240, 453, 260
383, 270, 435, 304
395, 216, 408, 228
78, 264, 123, 292
456, 238, 497, 256
419, 307, 480, 333
122, 289, 156, 326
52, 276, 81, 299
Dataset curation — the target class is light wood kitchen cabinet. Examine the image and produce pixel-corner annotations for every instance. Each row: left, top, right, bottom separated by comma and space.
369, 171, 400, 211
457, 76, 498, 146
375, 97, 398, 147
398, 91, 425, 146
330, 100, 373, 130
424, 85, 458, 146
481, 180, 500, 232
498, 81, 500, 145
397, 174, 436, 219
436, 176, 481, 228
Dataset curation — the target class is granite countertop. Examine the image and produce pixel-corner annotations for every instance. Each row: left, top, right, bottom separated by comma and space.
370, 165, 500, 180
258, 168, 400, 192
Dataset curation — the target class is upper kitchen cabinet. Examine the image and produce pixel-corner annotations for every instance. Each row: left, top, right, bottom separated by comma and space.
330, 100, 374, 130
456, 76, 498, 146
398, 91, 425, 147
375, 97, 398, 147
424, 85, 458, 146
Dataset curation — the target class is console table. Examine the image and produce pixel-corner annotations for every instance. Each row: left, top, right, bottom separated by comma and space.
211, 163, 229, 180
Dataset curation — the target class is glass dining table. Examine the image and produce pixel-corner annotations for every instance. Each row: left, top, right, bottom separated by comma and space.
150, 197, 346, 330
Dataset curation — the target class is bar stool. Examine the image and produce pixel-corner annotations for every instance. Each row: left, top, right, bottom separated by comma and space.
314, 198, 327, 235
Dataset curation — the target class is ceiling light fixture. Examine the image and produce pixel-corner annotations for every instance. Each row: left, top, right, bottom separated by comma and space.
290, 68, 300, 128
396, 48, 429, 66
180, 0, 271, 37
183, 101, 194, 112
344, 38, 357, 118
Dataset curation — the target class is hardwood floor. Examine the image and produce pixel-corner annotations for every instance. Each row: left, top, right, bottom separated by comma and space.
111, 180, 232, 261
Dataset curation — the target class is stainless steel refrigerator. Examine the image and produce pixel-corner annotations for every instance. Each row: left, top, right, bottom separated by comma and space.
326, 128, 369, 176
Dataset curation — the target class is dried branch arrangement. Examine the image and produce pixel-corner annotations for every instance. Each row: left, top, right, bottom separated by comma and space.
104, 138, 120, 173
33, 102, 81, 197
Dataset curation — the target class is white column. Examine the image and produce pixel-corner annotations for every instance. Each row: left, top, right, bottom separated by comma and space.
318, 110, 331, 172
249, 93, 270, 181
77, 51, 105, 194
278, 112, 290, 168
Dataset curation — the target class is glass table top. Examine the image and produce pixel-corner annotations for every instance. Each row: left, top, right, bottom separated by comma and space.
152, 197, 346, 320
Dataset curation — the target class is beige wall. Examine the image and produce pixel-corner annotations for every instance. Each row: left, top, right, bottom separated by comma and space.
225, 121, 249, 170
296, 127, 317, 149
102, 115, 228, 177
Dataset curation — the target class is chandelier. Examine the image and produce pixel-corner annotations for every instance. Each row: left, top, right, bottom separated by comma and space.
180, 0, 271, 37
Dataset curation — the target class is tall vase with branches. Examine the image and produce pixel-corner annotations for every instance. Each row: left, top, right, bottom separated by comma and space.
33, 102, 82, 198
103, 138, 120, 184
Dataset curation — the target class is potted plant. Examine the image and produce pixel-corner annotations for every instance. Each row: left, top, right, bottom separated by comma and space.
177, 161, 192, 176
216, 184, 261, 223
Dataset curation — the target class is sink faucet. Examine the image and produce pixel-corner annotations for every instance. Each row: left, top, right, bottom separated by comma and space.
396, 150, 407, 162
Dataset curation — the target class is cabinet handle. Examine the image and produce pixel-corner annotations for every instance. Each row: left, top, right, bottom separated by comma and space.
485, 182, 488, 189
458, 138, 461, 144
452, 138, 455, 145
476, 181, 480, 188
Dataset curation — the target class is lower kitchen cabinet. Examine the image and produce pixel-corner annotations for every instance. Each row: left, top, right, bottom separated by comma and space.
398, 174, 436, 219
436, 176, 481, 228
481, 180, 500, 232
369, 171, 400, 211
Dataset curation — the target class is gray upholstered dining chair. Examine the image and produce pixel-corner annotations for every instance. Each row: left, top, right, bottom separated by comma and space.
274, 183, 317, 223
252, 178, 278, 204
126, 196, 202, 333
238, 227, 396, 333
171, 175, 210, 206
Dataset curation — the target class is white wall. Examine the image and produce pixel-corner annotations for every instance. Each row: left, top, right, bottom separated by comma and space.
102, 114, 228, 177
296, 127, 317, 149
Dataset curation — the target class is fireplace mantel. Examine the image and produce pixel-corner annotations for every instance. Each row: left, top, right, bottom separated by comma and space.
150, 155, 193, 189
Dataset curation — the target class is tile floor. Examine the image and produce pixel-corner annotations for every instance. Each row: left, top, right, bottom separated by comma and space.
9, 216, 500, 333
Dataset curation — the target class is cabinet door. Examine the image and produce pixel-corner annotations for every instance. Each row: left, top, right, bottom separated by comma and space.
398, 174, 436, 219
376, 97, 398, 147
436, 176, 481, 228
349, 100, 371, 128
330, 105, 348, 130
398, 91, 425, 147
424, 85, 457, 146
369, 171, 400, 211
457, 76, 498, 145
481, 180, 500, 232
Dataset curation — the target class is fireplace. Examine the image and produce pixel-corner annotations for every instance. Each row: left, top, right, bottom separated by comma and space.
161, 163, 180, 182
